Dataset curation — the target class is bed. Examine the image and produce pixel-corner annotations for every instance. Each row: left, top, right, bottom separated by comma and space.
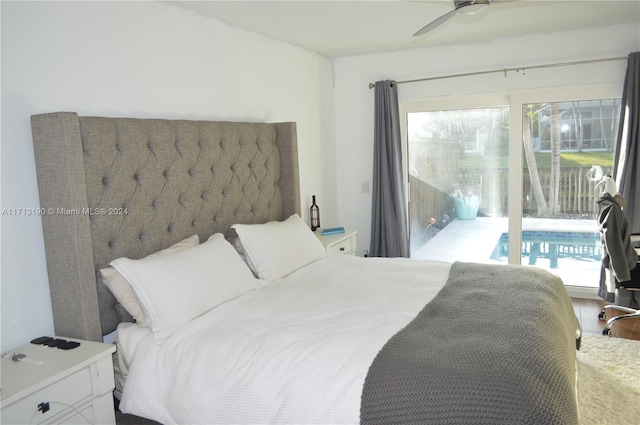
31, 112, 582, 425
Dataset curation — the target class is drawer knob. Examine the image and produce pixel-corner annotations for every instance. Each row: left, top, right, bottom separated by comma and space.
340, 247, 345, 251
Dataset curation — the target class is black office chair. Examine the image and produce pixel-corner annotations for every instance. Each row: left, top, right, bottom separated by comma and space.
599, 234, 640, 339
600, 304, 640, 340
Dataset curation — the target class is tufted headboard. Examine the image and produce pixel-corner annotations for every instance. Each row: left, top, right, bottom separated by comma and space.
31, 112, 300, 342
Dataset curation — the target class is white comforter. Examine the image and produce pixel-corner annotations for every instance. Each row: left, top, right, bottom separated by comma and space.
118, 256, 452, 425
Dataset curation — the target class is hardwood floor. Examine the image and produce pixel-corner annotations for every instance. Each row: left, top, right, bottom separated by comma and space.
572, 298, 607, 335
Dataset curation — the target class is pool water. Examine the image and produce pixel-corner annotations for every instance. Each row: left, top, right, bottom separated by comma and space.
491, 231, 602, 268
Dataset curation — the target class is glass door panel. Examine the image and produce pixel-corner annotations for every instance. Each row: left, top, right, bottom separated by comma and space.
408, 107, 509, 263
517, 99, 620, 288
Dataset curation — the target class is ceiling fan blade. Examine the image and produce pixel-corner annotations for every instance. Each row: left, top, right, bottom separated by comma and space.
413, 9, 457, 37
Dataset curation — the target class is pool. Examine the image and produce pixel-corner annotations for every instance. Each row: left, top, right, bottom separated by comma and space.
491, 231, 602, 268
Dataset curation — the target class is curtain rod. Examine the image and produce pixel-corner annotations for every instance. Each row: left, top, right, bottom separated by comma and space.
368, 56, 628, 89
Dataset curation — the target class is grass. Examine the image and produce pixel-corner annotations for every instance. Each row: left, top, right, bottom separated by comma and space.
459, 151, 613, 169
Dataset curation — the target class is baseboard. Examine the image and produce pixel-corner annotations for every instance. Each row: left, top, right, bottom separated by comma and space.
566, 285, 600, 299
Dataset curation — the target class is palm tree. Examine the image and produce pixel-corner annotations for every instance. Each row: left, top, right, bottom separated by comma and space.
522, 105, 549, 215
549, 103, 561, 215
571, 101, 584, 152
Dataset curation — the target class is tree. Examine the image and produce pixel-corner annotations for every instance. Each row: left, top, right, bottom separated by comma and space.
549, 103, 561, 214
522, 105, 549, 215
571, 101, 584, 152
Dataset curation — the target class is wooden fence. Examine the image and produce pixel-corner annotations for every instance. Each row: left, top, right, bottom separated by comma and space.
409, 166, 611, 246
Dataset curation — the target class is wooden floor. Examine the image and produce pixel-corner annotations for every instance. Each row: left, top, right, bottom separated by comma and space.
572, 298, 607, 335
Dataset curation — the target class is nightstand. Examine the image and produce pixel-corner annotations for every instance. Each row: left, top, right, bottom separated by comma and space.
1, 337, 116, 425
315, 230, 358, 255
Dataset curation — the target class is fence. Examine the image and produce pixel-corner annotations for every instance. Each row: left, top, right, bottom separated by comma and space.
409, 166, 611, 246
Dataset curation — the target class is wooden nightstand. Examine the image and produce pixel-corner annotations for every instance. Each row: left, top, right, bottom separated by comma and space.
315, 230, 358, 255
1, 337, 116, 425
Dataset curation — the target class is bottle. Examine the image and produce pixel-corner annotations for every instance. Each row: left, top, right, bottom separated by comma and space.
310, 195, 320, 231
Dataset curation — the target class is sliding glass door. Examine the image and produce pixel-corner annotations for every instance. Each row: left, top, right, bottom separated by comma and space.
403, 87, 621, 290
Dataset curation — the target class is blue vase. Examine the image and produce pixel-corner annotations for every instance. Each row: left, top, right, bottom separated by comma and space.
453, 195, 480, 220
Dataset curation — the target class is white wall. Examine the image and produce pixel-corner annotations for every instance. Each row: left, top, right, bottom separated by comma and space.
333, 23, 640, 256
0, 1, 336, 351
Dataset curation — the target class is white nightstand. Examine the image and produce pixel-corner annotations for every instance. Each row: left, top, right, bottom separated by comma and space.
315, 230, 358, 255
1, 337, 116, 425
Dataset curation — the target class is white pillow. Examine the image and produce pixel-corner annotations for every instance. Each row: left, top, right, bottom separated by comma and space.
101, 234, 199, 327
232, 214, 327, 281
110, 233, 261, 340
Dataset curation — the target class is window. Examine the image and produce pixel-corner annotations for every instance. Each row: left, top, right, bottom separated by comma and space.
532, 100, 620, 152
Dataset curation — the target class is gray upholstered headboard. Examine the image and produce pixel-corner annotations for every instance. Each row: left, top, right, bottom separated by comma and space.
31, 112, 300, 342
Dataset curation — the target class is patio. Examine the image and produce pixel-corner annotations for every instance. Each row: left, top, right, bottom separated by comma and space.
412, 217, 602, 289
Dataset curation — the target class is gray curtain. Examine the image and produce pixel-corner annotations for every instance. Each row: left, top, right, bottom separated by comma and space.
369, 80, 410, 257
608, 52, 640, 307
613, 52, 639, 234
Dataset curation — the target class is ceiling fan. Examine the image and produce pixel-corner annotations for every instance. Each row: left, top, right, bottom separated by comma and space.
414, 0, 512, 37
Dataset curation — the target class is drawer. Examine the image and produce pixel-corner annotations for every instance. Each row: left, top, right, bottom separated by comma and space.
327, 238, 352, 255
2, 367, 92, 424
52, 403, 94, 425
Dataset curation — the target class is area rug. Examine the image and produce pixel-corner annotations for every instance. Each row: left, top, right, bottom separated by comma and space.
576, 334, 640, 425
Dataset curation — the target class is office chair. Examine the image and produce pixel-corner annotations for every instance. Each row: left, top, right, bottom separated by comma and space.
600, 305, 640, 340
599, 234, 640, 340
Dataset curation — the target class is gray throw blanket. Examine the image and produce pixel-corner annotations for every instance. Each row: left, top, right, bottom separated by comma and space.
361, 262, 580, 425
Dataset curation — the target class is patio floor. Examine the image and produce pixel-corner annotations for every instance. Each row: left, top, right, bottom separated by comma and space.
412, 217, 602, 289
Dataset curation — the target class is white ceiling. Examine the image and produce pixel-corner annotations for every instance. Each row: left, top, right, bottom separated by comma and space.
169, 0, 640, 57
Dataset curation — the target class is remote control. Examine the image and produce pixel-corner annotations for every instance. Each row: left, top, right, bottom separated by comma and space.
57, 341, 81, 350
43, 338, 66, 347
30, 336, 53, 345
